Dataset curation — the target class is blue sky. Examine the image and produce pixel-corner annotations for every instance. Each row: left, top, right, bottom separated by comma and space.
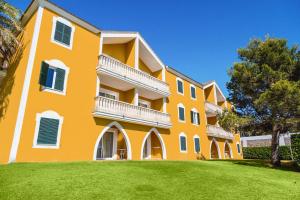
8, 0, 300, 95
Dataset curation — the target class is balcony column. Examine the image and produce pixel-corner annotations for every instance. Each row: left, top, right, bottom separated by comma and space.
134, 88, 139, 106
135, 37, 139, 69
163, 97, 167, 113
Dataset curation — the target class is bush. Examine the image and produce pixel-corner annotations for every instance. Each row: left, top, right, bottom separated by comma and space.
291, 134, 300, 162
243, 146, 293, 160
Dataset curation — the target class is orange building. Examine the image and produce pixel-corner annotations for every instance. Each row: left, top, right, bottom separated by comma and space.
0, 0, 242, 164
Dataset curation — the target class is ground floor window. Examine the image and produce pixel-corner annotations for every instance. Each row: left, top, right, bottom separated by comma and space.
179, 133, 187, 152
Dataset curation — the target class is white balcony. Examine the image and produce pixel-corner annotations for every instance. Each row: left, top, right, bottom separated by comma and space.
97, 54, 170, 99
205, 101, 223, 117
206, 125, 234, 140
93, 96, 172, 129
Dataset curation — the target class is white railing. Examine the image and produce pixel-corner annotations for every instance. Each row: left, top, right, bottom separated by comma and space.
205, 101, 223, 115
206, 125, 234, 140
98, 54, 170, 96
93, 96, 172, 128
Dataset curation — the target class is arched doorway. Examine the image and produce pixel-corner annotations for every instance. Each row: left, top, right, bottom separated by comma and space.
141, 128, 167, 160
224, 142, 232, 159
94, 122, 132, 160
210, 139, 220, 159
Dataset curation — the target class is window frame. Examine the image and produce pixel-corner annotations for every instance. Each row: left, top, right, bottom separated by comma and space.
236, 142, 241, 154
32, 110, 64, 149
190, 108, 200, 125
177, 103, 186, 123
190, 84, 196, 100
99, 88, 119, 100
193, 135, 201, 153
176, 77, 184, 95
41, 59, 70, 96
179, 132, 187, 153
138, 99, 151, 109
51, 16, 75, 50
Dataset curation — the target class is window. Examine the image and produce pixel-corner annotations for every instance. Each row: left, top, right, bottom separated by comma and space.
51, 17, 75, 49
190, 109, 200, 125
176, 78, 184, 95
177, 103, 185, 122
33, 111, 63, 148
190, 85, 196, 99
99, 88, 119, 100
138, 99, 151, 108
237, 143, 241, 154
179, 133, 187, 152
39, 60, 69, 95
194, 136, 200, 153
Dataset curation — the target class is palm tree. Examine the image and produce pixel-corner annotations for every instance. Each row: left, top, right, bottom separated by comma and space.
0, 0, 22, 71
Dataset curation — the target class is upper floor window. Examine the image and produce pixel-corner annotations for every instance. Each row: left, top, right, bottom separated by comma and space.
190, 84, 196, 99
176, 78, 184, 95
99, 88, 119, 100
39, 60, 70, 95
177, 103, 185, 122
138, 99, 151, 109
51, 17, 75, 49
179, 133, 187, 152
193, 135, 201, 153
190, 108, 200, 125
33, 111, 63, 149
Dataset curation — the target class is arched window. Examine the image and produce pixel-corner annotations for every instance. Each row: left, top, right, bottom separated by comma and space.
190, 108, 200, 125
51, 16, 75, 49
179, 132, 187, 153
176, 77, 184, 95
33, 110, 64, 149
193, 135, 201, 153
177, 103, 185, 122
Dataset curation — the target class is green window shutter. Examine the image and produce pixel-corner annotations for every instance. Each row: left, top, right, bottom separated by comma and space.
180, 136, 186, 151
194, 138, 200, 153
37, 117, 59, 145
179, 107, 185, 121
190, 111, 194, 123
177, 80, 183, 93
197, 113, 200, 125
54, 21, 72, 46
54, 68, 66, 91
39, 61, 49, 86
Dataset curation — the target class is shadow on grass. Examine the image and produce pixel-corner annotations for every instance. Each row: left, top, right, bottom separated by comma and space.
218, 159, 300, 172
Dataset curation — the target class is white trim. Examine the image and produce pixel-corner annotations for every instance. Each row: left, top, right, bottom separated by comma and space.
163, 97, 167, 113
162, 67, 166, 82
209, 138, 221, 159
193, 135, 201, 153
9, 6, 44, 163
99, 35, 103, 55
96, 77, 100, 96
93, 121, 132, 160
214, 85, 218, 105
191, 108, 199, 126
99, 87, 119, 101
224, 140, 233, 159
51, 16, 75, 50
32, 110, 64, 149
190, 84, 197, 100
177, 103, 185, 123
179, 132, 187, 153
41, 59, 70, 96
140, 128, 167, 160
176, 77, 184, 95
135, 38, 139, 69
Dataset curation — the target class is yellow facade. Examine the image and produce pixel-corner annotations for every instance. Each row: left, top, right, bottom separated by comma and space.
0, 1, 242, 164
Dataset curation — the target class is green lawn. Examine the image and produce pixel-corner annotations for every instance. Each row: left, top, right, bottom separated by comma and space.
0, 160, 299, 200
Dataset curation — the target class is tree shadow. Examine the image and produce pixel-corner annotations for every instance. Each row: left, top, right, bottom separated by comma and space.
0, 34, 26, 122
227, 159, 300, 172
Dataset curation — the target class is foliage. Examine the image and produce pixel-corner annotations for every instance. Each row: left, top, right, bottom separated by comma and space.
0, 0, 22, 67
243, 146, 293, 160
291, 134, 300, 162
227, 37, 300, 164
217, 109, 251, 133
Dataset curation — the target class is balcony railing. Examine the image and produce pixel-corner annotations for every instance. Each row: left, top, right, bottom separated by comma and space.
206, 125, 234, 140
205, 101, 223, 116
97, 54, 170, 97
93, 96, 172, 129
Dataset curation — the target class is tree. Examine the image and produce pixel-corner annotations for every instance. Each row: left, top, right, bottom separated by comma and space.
227, 37, 300, 166
0, 0, 22, 69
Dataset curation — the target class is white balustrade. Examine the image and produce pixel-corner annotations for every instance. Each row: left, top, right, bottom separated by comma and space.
94, 96, 172, 128
206, 125, 234, 140
205, 101, 223, 115
98, 54, 170, 96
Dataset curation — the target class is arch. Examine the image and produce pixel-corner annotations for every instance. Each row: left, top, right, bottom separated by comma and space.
224, 140, 233, 159
93, 121, 132, 160
140, 128, 167, 160
210, 138, 221, 159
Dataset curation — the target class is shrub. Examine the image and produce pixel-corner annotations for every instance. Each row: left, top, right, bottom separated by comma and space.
243, 146, 292, 160
291, 134, 300, 162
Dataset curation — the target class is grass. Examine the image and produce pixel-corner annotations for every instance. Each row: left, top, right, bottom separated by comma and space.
0, 160, 299, 200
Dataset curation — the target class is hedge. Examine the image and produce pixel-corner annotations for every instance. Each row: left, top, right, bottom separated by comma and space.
291, 134, 300, 162
243, 146, 293, 160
